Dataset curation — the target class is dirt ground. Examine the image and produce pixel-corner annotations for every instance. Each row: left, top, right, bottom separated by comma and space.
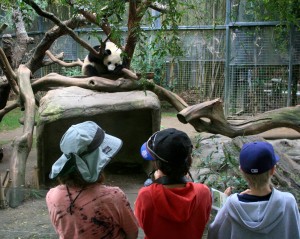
0, 115, 299, 239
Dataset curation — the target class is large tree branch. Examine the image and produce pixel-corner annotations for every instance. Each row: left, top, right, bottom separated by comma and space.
31, 74, 300, 138
0, 47, 19, 94
42, 52, 64, 66
12, 8, 35, 68
178, 98, 300, 137
124, 0, 152, 66
31, 73, 140, 92
24, 0, 97, 56
0, 101, 19, 122
44, 51, 139, 80
65, 0, 113, 38
25, 15, 87, 73
8, 65, 35, 208
45, 50, 83, 67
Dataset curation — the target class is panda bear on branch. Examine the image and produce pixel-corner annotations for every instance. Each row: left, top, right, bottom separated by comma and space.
82, 41, 124, 77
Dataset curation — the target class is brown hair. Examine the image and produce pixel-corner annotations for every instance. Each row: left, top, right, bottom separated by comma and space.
58, 169, 105, 188
241, 170, 271, 189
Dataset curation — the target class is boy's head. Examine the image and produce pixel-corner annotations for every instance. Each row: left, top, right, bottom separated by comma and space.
239, 141, 279, 174
140, 128, 193, 177
140, 128, 192, 165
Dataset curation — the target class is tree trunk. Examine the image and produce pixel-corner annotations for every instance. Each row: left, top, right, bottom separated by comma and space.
8, 65, 35, 208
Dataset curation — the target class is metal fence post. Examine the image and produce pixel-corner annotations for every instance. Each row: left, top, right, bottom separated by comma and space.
224, 0, 231, 116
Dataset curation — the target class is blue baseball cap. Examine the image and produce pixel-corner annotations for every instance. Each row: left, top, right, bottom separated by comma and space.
239, 141, 279, 174
140, 142, 155, 161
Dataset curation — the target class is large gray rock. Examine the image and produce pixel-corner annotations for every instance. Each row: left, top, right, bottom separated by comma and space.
37, 87, 161, 185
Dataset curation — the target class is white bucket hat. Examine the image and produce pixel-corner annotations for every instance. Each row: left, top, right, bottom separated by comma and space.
49, 121, 122, 183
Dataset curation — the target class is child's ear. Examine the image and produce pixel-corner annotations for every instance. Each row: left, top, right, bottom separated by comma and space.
270, 166, 276, 175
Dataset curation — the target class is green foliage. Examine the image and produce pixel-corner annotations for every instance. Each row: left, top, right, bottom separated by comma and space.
131, 41, 167, 86
63, 67, 82, 76
68, 0, 126, 43
0, 0, 48, 29
232, 0, 300, 29
130, 0, 192, 79
0, 108, 23, 132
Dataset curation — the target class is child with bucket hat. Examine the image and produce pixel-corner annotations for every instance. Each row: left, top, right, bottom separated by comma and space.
46, 121, 138, 239
207, 141, 300, 239
135, 128, 212, 239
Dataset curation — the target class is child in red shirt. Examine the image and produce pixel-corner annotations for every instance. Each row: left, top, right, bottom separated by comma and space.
135, 128, 212, 239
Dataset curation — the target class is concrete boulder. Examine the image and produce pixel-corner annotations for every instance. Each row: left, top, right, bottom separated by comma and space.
37, 87, 161, 185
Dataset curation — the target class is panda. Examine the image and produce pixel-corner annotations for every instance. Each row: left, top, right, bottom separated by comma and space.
82, 41, 123, 77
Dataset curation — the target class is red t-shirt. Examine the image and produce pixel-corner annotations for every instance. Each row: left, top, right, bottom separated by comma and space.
135, 182, 212, 239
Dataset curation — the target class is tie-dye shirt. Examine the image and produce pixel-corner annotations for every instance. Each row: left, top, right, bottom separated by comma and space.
46, 184, 138, 239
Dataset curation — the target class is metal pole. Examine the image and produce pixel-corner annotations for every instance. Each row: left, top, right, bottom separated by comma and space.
224, 0, 231, 116
287, 24, 294, 106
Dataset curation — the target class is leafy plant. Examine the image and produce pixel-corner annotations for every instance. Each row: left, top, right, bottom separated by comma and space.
63, 67, 82, 76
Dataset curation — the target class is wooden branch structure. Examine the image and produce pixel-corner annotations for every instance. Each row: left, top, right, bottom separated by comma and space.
45, 51, 83, 67
24, 0, 98, 56
0, 48, 18, 94
8, 65, 35, 208
5, 66, 300, 208
177, 98, 300, 137
0, 101, 19, 122
0, 170, 11, 209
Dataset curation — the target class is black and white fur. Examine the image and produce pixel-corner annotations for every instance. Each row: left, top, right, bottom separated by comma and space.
82, 42, 123, 77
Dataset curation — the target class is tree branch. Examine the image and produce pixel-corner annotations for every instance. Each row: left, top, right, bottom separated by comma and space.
12, 8, 35, 68
31, 73, 140, 92
0, 101, 19, 122
8, 65, 35, 208
0, 47, 19, 94
65, 0, 113, 38
45, 50, 83, 67
124, 0, 151, 66
42, 52, 64, 66
153, 84, 188, 111
25, 15, 88, 73
24, 0, 98, 62
178, 98, 300, 137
